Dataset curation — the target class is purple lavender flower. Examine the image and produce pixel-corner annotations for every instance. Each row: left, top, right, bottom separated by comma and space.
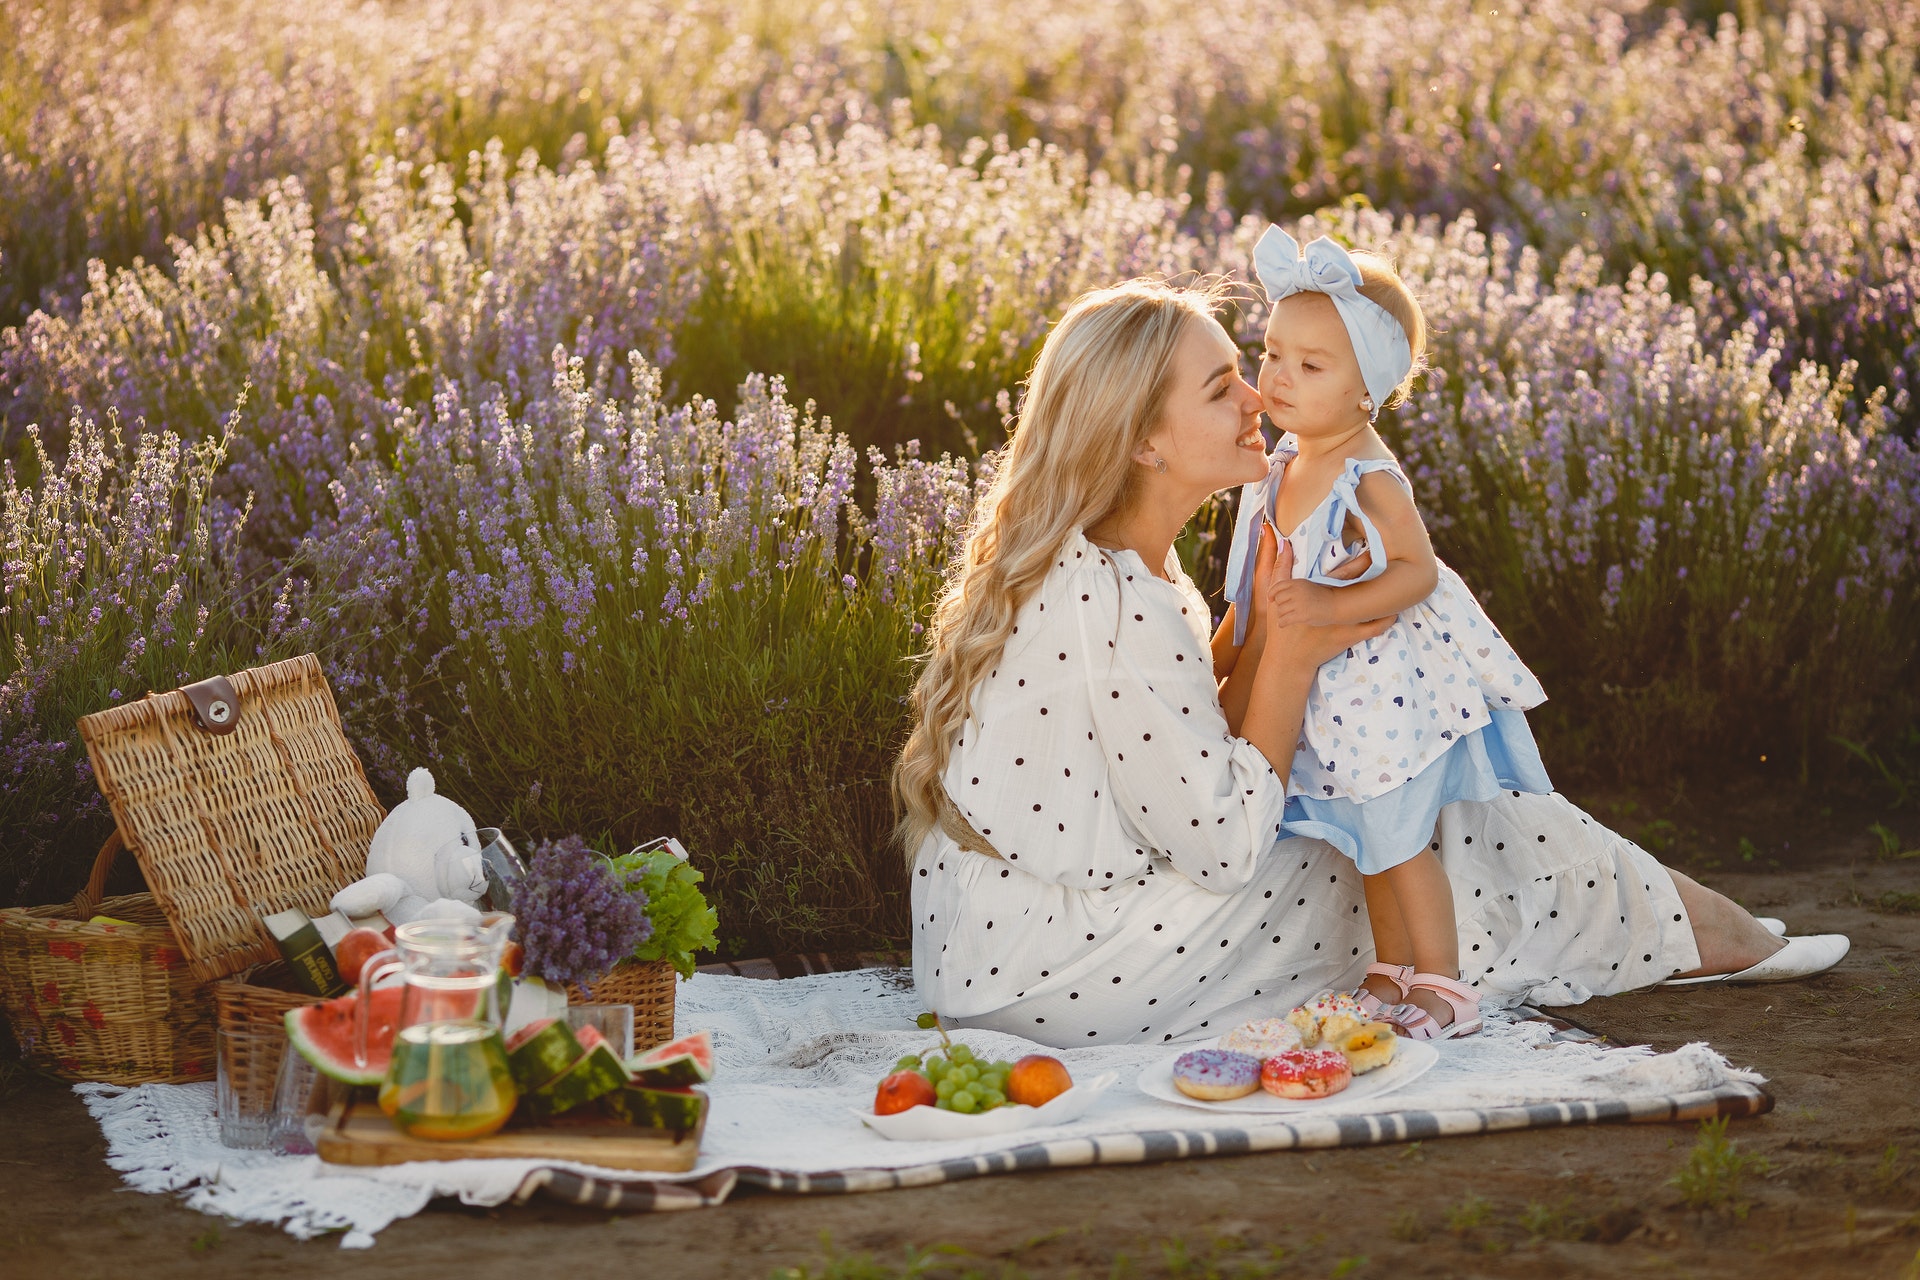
511, 835, 652, 993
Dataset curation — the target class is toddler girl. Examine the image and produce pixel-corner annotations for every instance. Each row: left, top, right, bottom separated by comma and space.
1223, 225, 1552, 1039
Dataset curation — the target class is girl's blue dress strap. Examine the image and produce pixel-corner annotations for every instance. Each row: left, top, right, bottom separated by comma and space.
1302, 457, 1408, 588
1222, 443, 1293, 646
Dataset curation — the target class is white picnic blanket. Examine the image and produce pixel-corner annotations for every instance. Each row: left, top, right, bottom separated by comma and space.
77, 968, 1764, 1246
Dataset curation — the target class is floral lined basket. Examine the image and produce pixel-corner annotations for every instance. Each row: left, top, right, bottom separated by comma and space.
0, 832, 216, 1084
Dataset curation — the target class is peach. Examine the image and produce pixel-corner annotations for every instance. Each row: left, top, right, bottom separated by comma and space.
874, 1070, 938, 1115
333, 927, 392, 985
1006, 1054, 1073, 1107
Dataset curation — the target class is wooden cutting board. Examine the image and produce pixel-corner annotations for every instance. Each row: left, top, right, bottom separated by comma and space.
314, 1099, 706, 1172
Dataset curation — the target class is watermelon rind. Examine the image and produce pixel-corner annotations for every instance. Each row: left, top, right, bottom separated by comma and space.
506, 1017, 583, 1093
285, 986, 404, 1086
626, 1029, 714, 1087
599, 1083, 709, 1134
519, 1038, 629, 1122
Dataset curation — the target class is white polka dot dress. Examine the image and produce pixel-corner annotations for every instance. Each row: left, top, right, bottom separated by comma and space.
911, 529, 1701, 1049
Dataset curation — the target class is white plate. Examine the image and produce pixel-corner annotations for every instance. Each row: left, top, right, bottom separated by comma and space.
1138, 1039, 1439, 1114
856, 1071, 1119, 1141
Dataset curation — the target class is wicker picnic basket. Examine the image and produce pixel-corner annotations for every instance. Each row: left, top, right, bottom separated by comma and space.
212, 963, 319, 1118
0, 833, 216, 1084
567, 958, 676, 1053
76, 653, 383, 983
0, 654, 382, 1085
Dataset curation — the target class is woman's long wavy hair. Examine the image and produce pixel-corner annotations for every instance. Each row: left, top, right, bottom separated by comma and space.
893, 277, 1235, 860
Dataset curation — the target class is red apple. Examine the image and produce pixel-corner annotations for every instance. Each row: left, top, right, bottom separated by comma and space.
333, 927, 392, 985
874, 1070, 938, 1115
1006, 1054, 1073, 1107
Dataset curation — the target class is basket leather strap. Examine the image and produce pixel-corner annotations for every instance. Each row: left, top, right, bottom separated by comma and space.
937, 791, 1005, 861
180, 675, 241, 736
70, 829, 126, 917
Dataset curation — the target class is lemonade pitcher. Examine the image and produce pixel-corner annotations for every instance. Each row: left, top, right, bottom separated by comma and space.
356, 913, 519, 1140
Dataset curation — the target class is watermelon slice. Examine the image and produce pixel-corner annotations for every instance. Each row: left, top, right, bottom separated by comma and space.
519, 1026, 630, 1122
285, 985, 405, 1086
626, 1030, 714, 1087
505, 1017, 583, 1092
599, 1083, 709, 1134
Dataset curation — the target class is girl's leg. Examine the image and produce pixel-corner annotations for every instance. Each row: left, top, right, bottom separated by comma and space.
1380, 847, 1463, 1027
1360, 873, 1414, 1005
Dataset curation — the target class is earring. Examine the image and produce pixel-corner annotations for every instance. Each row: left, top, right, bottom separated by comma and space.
1359, 396, 1375, 415
1153, 458, 1169, 474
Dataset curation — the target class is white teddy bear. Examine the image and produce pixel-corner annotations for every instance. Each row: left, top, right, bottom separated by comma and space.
331, 767, 487, 925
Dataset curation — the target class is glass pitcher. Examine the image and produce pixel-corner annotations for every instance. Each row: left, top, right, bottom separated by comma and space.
356, 913, 519, 1141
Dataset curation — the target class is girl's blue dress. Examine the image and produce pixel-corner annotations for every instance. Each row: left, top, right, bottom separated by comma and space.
1241, 443, 1554, 874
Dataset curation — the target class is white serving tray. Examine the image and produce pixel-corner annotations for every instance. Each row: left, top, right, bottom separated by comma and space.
1137, 1039, 1439, 1114
856, 1071, 1119, 1141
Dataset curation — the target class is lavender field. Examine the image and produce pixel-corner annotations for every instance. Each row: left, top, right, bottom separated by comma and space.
3, 0, 1917, 954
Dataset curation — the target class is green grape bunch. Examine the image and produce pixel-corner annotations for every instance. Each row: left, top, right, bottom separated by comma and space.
893, 1012, 1013, 1112
889, 1044, 1016, 1112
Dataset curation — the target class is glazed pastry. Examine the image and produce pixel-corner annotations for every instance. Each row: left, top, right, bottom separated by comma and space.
1171, 1049, 1262, 1100
1285, 991, 1369, 1047
1316, 1011, 1365, 1048
1260, 1048, 1353, 1099
1218, 1017, 1304, 1058
1327, 1019, 1397, 1075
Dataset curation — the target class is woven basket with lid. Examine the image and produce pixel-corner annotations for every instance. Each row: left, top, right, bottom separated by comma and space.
0, 654, 382, 1084
77, 653, 383, 983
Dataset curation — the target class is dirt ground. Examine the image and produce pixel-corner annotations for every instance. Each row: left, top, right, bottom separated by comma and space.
3, 784, 1918, 1280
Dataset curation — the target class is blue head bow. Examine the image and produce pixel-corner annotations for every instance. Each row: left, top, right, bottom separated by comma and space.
1252, 225, 1412, 420
1220, 227, 1414, 646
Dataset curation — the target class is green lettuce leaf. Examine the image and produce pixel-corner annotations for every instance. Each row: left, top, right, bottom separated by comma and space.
610, 847, 719, 980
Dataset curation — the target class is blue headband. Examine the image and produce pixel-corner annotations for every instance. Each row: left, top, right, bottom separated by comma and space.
1252, 225, 1412, 420
1218, 228, 1415, 646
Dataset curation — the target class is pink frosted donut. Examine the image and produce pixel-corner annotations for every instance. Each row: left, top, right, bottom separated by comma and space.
1260, 1048, 1353, 1099
1171, 1049, 1262, 1100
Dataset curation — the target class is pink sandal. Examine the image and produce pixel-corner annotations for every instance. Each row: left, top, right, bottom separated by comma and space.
1381, 972, 1483, 1040
1350, 963, 1415, 1017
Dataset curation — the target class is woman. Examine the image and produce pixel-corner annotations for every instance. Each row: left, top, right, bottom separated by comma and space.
894, 277, 1848, 1048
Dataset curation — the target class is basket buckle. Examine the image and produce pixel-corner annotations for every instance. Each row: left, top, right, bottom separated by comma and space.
182, 675, 242, 735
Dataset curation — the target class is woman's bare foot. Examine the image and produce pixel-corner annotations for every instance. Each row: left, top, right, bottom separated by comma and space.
1666, 867, 1786, 978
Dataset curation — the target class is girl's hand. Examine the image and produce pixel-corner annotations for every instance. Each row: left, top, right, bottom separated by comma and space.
1268, 577, 1339, 627
1267, 602, 1394, 668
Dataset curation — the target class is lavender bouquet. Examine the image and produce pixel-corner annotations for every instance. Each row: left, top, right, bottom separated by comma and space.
511, 836, 652, 993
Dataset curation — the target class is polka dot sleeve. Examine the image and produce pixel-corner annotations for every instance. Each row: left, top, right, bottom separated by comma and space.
1073, 552, 1291, 893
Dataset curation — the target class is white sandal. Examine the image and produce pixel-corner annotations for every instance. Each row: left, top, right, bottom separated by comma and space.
1661, 933, 1850, 987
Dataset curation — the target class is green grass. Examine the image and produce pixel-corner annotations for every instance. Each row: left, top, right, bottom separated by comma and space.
1671, 1116, 1770, 1216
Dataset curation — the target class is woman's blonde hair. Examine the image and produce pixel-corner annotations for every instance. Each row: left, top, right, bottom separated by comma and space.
1349, 249, 1429, 409
892, 277, 1234, 859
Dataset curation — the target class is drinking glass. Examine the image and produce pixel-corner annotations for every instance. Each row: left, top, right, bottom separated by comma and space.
268, 1042, 321, 1155
565, 1003, 635, 1059
215, 1022, 282, 1149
